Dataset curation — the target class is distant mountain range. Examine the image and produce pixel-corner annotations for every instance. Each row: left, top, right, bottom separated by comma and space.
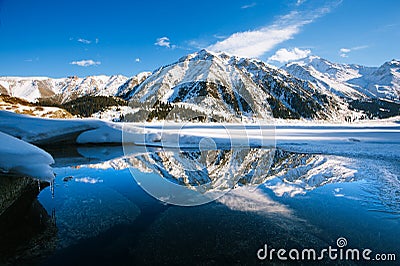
283, 56, 400, 102
0, 73, 150, 103
0, 50, 399, 121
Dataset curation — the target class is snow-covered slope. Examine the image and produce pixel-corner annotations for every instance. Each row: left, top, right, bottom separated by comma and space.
117, 72, 151, 98
352, 59, 400, 101
0, 95, 73, 118
283, 56, 400, 102
0, 72, 151, 103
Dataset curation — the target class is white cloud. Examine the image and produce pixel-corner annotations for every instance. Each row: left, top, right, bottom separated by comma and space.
296, 0, 306, 6
25, 57, 40, 62
268, 47, 311, 63
213, 34, 227, 39
207, 6, 334, 58
187, 39, 209, 50
339, 45, 368, 57
75, 177, 103, 184
135, 58, 141, 62
352, 45, 368, 50
70, 59, 101, 67
155, 37, 171, 48
241, 3, 256, 9
78, 38, 91, 44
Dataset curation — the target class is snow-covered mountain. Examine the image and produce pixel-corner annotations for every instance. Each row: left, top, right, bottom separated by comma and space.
229, 54, 351, 120
126, 49, 273, 121
283, 56, 400, 103
126, 49, 354, 121
0, 73, 151, 103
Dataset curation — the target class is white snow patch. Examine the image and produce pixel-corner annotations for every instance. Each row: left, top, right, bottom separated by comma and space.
0, 131, 54, 180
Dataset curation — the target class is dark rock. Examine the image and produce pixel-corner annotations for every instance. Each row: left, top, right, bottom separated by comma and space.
0, 175, 57, 264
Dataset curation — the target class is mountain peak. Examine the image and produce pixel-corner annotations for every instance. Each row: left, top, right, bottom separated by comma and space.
306, 55, 323, 61
178, 49, 220, 63
387, 59, 400, 66
285, 55, 332, 70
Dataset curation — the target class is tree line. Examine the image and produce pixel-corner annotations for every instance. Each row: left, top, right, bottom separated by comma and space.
38, 96, 128, 117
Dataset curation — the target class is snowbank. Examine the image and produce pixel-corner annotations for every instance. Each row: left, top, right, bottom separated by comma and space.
0, 110, 126, 145
0, 111, 96, 144
76, 124, 123, 144
0, 131, 54, 180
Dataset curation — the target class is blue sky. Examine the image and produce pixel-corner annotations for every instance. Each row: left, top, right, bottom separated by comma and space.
0, 0, 399, 77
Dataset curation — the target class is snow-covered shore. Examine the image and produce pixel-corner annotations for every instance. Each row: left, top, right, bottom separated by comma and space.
0, 131, 54, 180
0, 111, 125, 144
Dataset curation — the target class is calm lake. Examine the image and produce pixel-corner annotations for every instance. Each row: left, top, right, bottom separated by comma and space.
1, 145, 399, 265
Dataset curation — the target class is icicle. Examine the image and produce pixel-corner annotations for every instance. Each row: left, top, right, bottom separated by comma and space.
51, 208, 57, 226
50, 179, 55, 199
